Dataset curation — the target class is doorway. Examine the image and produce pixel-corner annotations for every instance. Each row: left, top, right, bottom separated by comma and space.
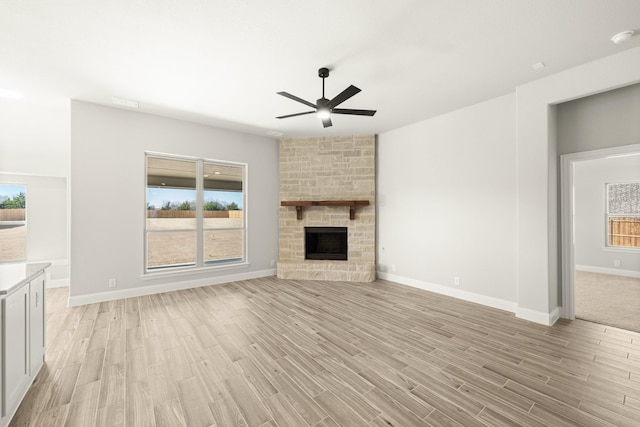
561, 144, 640, 331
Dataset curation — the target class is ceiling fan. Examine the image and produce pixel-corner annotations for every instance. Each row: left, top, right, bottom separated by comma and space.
276, 67, 376, 128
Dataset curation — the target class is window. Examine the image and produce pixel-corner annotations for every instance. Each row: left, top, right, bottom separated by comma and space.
606, 182, 640, 248
145, 154, 246, 271
0, 183, 27, 262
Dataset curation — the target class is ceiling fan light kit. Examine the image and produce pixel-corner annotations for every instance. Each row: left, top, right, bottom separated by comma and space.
317, 107, 331, 120
276, 67, 376, 128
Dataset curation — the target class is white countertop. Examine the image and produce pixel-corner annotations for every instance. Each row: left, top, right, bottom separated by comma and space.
0, 262, 51, 296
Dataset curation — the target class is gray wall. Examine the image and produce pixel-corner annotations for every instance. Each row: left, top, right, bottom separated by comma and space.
377, 94, 518, 308
70, 101, 279, 302
557, 83, 640, 155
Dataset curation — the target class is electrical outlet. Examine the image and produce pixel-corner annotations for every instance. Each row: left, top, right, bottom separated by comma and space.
454, 276, 460, 286
391, 264, 396, 272
108, 278, 117, 288
613, 259, 621, 267
270, 259, 275, 267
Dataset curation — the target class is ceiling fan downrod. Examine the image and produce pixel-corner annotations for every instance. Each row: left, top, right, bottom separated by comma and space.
318, 67, 330, 100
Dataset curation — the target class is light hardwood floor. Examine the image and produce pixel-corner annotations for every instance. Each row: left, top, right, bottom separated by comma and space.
10, 277, 640, 426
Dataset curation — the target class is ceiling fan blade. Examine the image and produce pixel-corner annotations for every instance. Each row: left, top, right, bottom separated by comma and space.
332, 108, 377, 116
277, 91, 317, 109
276, 111, 315, 119
321, 116, 333, 128
328, 85, 361, 108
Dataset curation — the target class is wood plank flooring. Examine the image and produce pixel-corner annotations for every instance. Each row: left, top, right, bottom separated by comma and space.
9, 277, 640, 426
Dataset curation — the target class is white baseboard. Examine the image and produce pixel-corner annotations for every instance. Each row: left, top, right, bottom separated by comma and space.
377, 272, 562, 326
377, 272, 518, 314
550, 307, 560, 325
68, 268, 276, 307
576, 264, 640, 279
516, 306, 560, 326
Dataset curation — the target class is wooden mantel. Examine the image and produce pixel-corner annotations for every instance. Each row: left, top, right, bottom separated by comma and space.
281, 200, 370, 220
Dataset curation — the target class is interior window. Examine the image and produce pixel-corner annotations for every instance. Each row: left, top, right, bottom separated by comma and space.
606, 182, 640, 248
0, 183, 27, 262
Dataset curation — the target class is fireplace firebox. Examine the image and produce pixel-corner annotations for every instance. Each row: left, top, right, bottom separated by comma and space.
305, 227, 348, 260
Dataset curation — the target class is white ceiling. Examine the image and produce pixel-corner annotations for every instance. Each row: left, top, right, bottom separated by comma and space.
1, 0, 639, 139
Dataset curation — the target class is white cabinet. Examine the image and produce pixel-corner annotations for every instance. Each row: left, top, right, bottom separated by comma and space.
29, 274, 45, 375
2, 285, 29, 419
0, 263, 49, 427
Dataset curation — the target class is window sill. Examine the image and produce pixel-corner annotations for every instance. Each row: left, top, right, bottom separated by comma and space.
601, 246, 639, 253
141, 261, 250, 280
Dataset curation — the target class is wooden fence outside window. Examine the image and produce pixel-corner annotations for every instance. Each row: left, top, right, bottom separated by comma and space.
608, 216, 640, 248
0, 208, 25, 221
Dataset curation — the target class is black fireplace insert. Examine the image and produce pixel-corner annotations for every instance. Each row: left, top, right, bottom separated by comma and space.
305, 227, 348, 261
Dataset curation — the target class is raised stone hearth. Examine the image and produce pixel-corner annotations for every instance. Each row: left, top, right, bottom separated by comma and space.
277, 135, 376, 282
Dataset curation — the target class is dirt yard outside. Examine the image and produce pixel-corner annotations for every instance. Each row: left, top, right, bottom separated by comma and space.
146, 218, 243, 268
0, 225, 26, 261
0, 218, 243, 267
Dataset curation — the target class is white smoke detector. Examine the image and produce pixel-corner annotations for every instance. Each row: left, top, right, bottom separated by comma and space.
611, 30, 635, 44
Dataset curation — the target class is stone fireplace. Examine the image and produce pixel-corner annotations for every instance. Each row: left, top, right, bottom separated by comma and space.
277, 135, 375, 282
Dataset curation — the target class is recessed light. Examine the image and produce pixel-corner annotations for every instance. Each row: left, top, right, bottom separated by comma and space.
611, 30, 635, 44
204, 174, 210, 178
0, 88, 24, 99
532, 62, 546, 70
112, 96, 139, 109
267, 130, 284, 137
214, 171, 221, 175
161, 182, 166, 186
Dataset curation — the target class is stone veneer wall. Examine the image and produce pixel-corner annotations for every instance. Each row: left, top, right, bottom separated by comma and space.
277, 134, 376, 282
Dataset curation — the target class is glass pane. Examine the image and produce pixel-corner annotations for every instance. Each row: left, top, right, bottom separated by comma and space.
607, 182, 640, 215
147, 157, 197, 230
147, 231, 196, 269
0, 224, 26, 261
203, 210, 244, 229
608, 216, 640, 248
203, 163, 243, 191
203, 162, 243, 229
0, 183, 26, 261
204, 229, 244, 263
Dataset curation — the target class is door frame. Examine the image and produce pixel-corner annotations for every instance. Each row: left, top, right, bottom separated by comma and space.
560, 143, 640, 319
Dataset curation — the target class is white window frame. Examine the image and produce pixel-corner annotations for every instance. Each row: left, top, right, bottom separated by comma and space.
605, 181, 640, 250
144, 152, 248, 274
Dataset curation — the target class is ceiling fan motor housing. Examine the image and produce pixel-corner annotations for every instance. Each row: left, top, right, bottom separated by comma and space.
317, 97, 330, 108
318, 67, 330, 78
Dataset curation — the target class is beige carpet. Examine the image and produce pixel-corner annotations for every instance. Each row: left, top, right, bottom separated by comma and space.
575, 270, 640, 332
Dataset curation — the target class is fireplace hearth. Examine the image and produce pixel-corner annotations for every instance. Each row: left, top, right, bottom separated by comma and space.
305, 227, 348, 261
